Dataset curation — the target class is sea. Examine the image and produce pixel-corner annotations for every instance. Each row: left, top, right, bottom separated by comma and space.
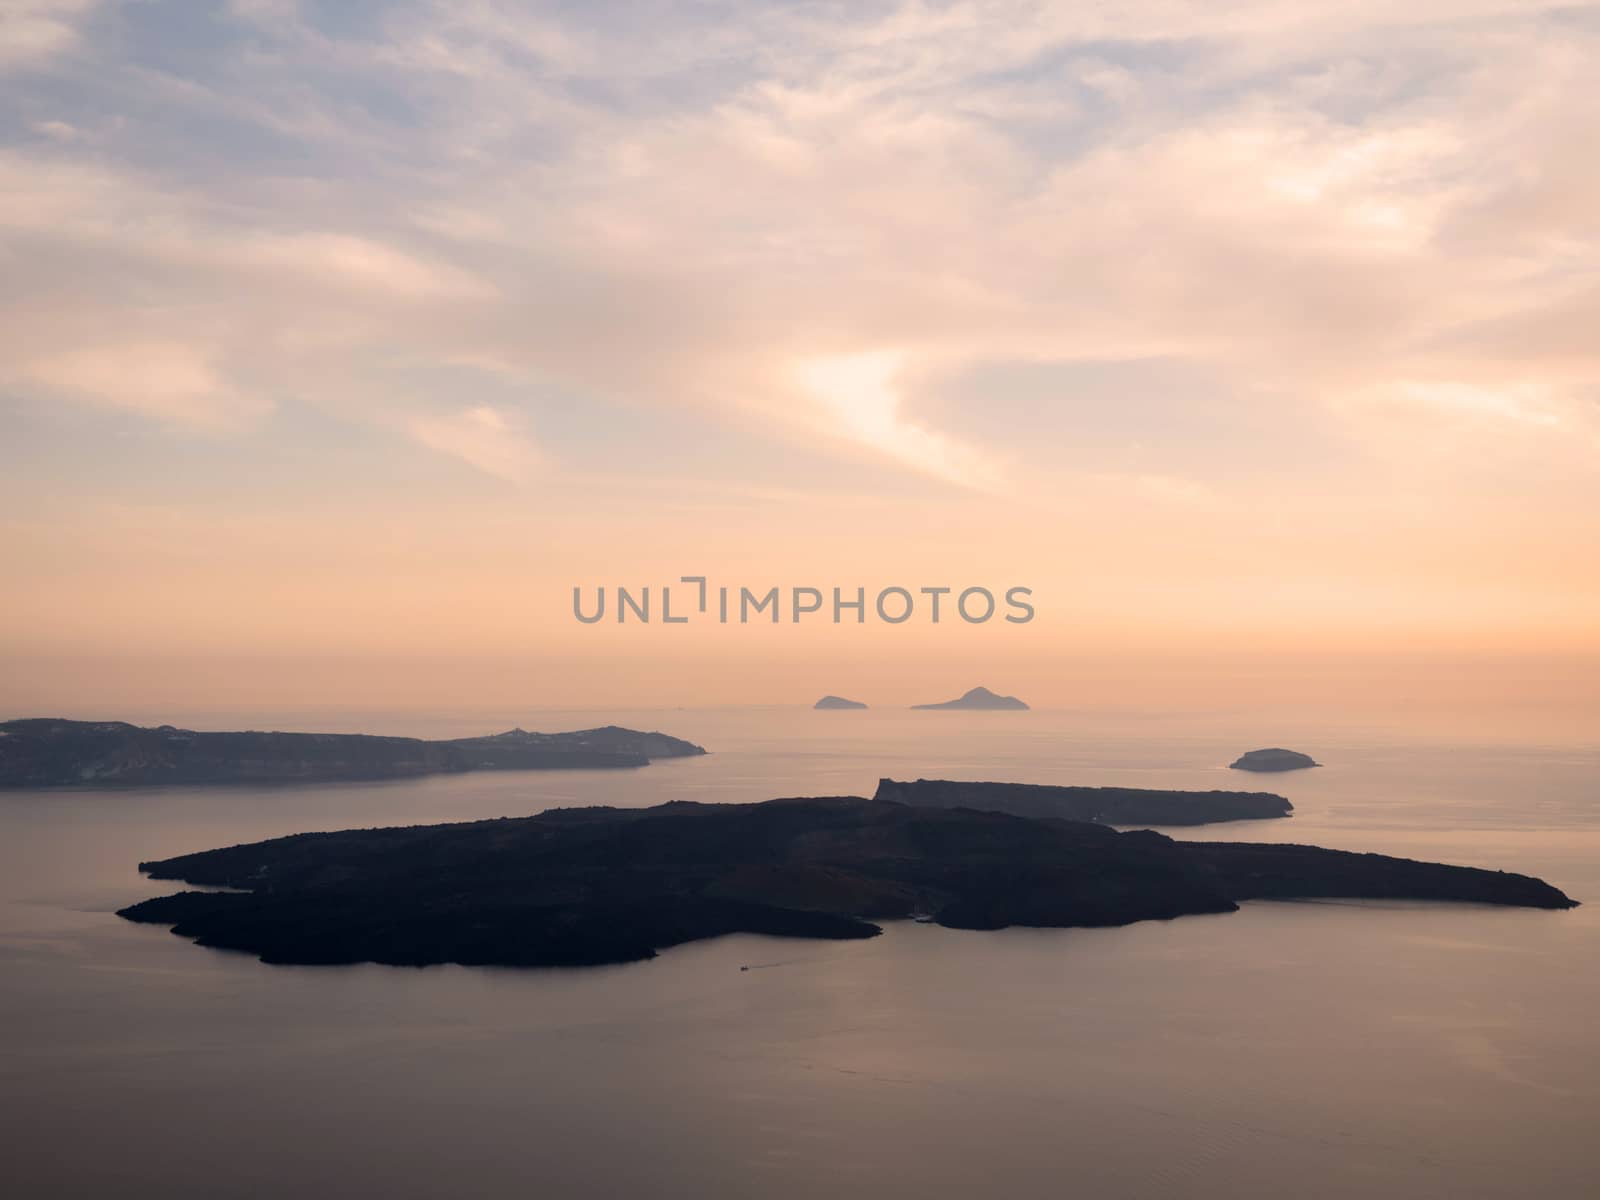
2, 706, 1596, 1199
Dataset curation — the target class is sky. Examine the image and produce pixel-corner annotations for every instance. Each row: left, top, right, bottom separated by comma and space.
1, 0, 1597, 719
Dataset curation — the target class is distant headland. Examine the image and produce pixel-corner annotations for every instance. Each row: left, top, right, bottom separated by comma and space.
1229, 748, 1321, 773
814, 696, 869, 710
912, 686, 1029, 711
0, 719, 706, 788
121, 795, 1577, 969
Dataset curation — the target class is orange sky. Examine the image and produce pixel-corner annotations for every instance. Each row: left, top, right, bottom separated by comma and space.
2, 2, 1597, 720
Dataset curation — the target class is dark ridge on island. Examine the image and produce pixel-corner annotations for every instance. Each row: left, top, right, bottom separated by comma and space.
0, 718, 706, 788
119, 796, 1576, 969
875, 777, 1292, 826
814, 696, 869, 710
911, 686, 1029, 711
1229, 748, 1321, 772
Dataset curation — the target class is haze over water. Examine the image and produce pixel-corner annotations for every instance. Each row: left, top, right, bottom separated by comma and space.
3, 706, 1595, 1199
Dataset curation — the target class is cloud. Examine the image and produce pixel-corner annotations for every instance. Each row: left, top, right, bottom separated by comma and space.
231, 232, 497, 301
19, 341, 267, 430
0, 0, 1597, 496
0, 0, 97, 69
30, 118, 79, 140
1376, 381, 1564, 429
792, 350, 999, 489
405, 405, 540, 481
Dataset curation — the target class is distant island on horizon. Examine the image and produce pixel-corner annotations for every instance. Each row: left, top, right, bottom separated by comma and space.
912, 686, 1029, 711
814, 695, 869, 710
876, 778, 1292, 826
120, 794, 1578, 969
0, 718, 706, 788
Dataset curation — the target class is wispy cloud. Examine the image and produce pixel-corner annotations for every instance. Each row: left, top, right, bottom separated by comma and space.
792, 350, 1000, 490
19, 341, 267, 430
1, 0, 1597, 495
406, 404, 540, 482
0, 0, 98, 69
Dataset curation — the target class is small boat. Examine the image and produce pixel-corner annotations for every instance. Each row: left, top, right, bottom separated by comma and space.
911, 912, 935, 924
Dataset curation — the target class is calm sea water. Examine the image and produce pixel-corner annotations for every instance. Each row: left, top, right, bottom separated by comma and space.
2, 707, 1596, 1199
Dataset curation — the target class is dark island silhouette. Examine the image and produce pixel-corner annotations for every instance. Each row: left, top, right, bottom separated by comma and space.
814, 696, 868, 710
120, 795, 1576, 969
912, 686, 1029, 711
0, 718, 705, 788
876, 778, 1291, 825
1230, 748, 1321, 772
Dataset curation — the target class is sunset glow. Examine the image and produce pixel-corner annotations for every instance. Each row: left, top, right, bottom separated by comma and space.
3, 1, 1596, 719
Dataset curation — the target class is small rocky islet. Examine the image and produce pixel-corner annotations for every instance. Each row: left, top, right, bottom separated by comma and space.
911, 686, 1029, 711
1229, 748, 1321, 772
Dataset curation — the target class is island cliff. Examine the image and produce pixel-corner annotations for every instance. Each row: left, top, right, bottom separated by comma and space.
911, 687, 1029, 711
814, 696, 869, 710
120, 796, 1576, 969
0, 719, 706, 788
875, 777, 1292, 825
